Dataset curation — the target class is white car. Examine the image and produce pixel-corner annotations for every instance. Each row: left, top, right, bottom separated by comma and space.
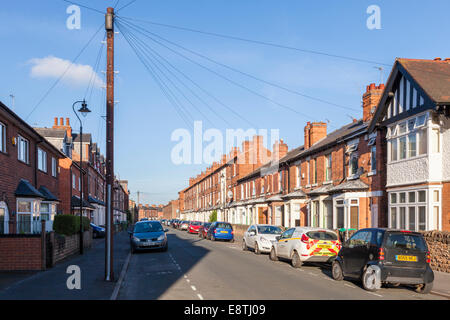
242, 224, 283, 254
180, 221, 189, 231
270, 227, 341, 268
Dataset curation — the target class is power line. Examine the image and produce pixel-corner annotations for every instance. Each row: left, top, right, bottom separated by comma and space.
117, 15, 392, 67
116, 0, 139, 13
26, 23, 104, 120
118, 17, 358, 113
60, 0, 104, 14
117, 21, 244, 128
117, 22, 194, 129
85, 33, 106, 102
117, 18, 313, 120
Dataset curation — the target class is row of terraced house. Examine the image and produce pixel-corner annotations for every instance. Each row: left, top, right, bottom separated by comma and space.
0, 103, 129, 235
176, 58, 450, 232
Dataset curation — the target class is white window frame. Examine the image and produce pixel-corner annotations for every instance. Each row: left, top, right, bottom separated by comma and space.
348, 153, 359, 180
325, 154, 332, 182
52, 157, 57, 177
0, 122, 5, 153
18, 135, 29, 164
37, 147, 47, 173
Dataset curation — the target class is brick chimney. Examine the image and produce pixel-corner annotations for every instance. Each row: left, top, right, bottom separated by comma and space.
52, 116, 72, 137
304, 122, 327, 150
272, 139, 288, 161
362, 83, 384, 122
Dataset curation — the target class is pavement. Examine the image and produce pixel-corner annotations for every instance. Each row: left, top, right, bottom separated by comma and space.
116, 228, 448, 300
0, 231, 130, 300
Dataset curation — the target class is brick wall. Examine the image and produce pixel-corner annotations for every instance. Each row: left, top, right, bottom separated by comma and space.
49, 229, 92, 265
420, 230, 450, 273
0, 235, 42, 270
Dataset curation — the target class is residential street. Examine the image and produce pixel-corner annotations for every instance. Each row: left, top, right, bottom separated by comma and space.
117, 228, 445, 300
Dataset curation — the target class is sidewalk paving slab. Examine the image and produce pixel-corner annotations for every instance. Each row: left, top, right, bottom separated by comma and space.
431, 271, 450, 298
0, 231, 130, 300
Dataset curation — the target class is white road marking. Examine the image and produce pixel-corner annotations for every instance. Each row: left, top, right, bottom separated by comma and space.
191, 285, 197, 291
183, 275, 188, 279
367, 292, 383, 297
197, 294, 204, 300
186, 279, 190, 283
344, 283, 356, 289
308, 272, 318, 276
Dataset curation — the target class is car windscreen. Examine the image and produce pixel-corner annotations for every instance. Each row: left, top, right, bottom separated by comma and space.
191, 221, 202, 226
257, 226, 282, 234
204, 223, 211, 228
216, 223, 232, 229
134, 222, 163, 233
384, 233, 427, 251
306, 231, 338, 240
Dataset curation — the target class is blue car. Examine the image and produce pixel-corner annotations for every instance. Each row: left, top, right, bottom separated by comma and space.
207, 222, 234, 242
90, 223, 105, 238
129, 221, 169, 253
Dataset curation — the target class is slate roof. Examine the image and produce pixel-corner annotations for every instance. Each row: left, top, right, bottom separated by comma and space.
15, 179, 45, 198
308, 184, 335, 196
328, 179, 369, 193
266, 194, 283, 202
71, 196, 95, 209
398, 58, 450, 104
72, 133, 92, 143
34, 127, 67, 139
38, 186, 59, 201
88, 195, 105, 206
282, 190, 307, 199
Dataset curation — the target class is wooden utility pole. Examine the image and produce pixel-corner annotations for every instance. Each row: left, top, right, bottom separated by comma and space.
105, 7, 115, 281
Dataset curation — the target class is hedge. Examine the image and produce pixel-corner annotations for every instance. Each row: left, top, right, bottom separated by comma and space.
53, 214, 91, 236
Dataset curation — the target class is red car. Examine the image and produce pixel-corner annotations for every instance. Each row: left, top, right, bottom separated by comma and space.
199, 223, 212, 238
188, 221, 203, 234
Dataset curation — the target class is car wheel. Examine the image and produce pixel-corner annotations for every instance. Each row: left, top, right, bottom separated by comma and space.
211, 234, 216, 241
331, 260, 344, 281
230, 238, 234, 243
362, 267, 379, 292
269, 247, 278, 261
291, 251, 302, 268
415, 282, 433, 294
162, 244, 168, 252
242, 240, 248, 251
255, 243, 261, 255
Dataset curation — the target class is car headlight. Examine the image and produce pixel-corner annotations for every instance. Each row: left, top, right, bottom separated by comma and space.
132, 236, 140, 242
157, 234, 165, 241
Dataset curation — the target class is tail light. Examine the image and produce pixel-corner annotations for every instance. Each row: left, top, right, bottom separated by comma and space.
214, 229, 217, 233
379, 247, 385, 261
301, 234, 309, 244
426, 251, 431, 264
231, 230, 234, 235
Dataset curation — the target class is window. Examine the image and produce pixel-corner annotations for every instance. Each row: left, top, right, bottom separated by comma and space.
296, 165, 301, 188
278, 171, 283, 192
431, 129, 440, 153
349, 154, 358, 177
40, 203, 50, 221
325, 154, 332, 181
37, 148, 47, 172
408, 133, 416, 158
370, 146, 376, 172
399, 137, 407, 160
0, 122, 5, 153
418, 129, 427, 155
348, 231, 371, 247
79, 177, 81, 191
52, 157, 57, 177
313, 159, 317, 184
390, 139, 398, 161
18, 136, 29, 163
73, 174, 76, 189
17, 200, 32, 234
306, 162, 310, 185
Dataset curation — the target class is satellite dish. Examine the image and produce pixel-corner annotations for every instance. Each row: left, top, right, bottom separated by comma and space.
227, 191, 233, 199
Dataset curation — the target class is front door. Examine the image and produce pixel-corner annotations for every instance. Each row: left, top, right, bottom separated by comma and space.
350, 206, 359, 229
275, 207, 282, 226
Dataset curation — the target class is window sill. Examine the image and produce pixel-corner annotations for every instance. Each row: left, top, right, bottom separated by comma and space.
323, 180, 333, 185
347, 175, 358, 181
311, 183, 318, 187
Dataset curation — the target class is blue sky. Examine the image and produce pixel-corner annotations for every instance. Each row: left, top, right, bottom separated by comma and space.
1, 0, 450, 205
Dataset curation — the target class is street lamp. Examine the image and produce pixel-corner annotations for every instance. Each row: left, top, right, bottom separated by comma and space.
72, 99, 91, 255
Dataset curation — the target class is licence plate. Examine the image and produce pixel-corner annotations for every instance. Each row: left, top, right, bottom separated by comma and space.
220, 230, 228, 233
318, 244, 331, 249
395, 255, 417, 262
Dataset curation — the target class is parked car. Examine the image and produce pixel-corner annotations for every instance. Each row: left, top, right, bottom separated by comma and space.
243, 224, 282, 254
90, 223, 105, 238
172, 219, 180, 228
180, 221, 189, 231
199, 222, 212, 238
270, 227, 340, 268
331, 228, 434, 293
129, 221, 169, 253
207, 222, 234, 242
140, 218, 149, 221
188, 221, 203, 234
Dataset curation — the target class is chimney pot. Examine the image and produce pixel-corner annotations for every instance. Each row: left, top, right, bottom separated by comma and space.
434, 57, 442, 61
59, 117, 64, 125
54, 117, 58, 126
66, 118, 70, 126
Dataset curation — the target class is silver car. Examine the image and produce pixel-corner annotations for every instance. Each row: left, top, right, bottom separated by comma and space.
242, 224, 283, 254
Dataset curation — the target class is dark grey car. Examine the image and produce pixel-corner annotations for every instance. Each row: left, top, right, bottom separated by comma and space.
129, 221, 169, 253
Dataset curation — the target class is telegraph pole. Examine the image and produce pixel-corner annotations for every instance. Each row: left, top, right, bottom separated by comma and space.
105, 7, 115, 281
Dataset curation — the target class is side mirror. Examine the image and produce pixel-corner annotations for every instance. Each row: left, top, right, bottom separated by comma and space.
164, 229, 169, 233
249, 231, 256, 236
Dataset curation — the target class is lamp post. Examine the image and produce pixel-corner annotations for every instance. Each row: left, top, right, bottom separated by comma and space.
72, 99, 91, 255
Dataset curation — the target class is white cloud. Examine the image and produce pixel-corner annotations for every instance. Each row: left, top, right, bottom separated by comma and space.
28, 56, 105, 88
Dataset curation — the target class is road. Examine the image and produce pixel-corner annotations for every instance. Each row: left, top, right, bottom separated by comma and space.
117, 228, 445, 300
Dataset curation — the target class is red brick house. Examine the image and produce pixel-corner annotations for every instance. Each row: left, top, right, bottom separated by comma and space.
0, 102, 64, 234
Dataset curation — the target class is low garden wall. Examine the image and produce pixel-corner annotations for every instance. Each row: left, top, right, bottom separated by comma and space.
47, 229, 93, 266
0, 234, 43, 271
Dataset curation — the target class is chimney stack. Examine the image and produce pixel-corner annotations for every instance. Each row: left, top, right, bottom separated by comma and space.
272, 139, 288, 161
304, 122, 327, 150
362, 83, 384, 122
